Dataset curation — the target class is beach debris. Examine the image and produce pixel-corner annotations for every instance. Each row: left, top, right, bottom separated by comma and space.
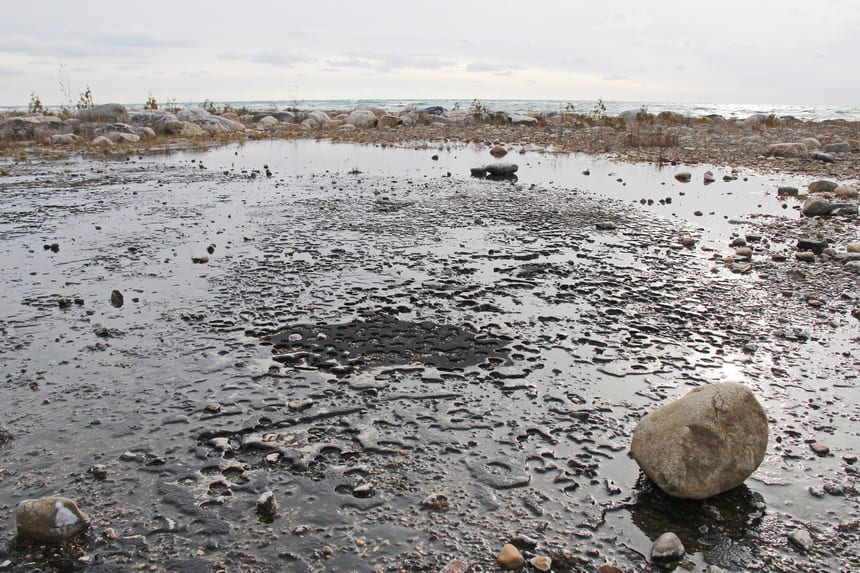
630, 382, 768, 499
16, 497, 91, 543
529, 555, 552, 572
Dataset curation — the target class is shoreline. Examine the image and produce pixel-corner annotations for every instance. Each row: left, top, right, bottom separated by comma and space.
1, 103, 858, 182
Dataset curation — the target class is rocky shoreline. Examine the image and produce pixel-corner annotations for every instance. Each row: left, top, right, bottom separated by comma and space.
1, 102, 858, 180
0, 103, 858, 572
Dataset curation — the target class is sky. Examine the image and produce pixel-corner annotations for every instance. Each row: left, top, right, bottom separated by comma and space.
1, 0, 858, 108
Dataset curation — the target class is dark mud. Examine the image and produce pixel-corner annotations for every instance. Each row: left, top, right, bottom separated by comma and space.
0, 142, 857, 572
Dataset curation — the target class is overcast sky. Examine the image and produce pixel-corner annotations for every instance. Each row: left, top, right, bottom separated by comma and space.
2, 0, 858, 107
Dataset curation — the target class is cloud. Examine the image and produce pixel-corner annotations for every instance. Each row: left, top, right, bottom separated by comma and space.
0, 67, 24, 78
219, 51, 313, 68
466, 62, 523, 76
78, 26, 179, 49
327, 52, 454, 72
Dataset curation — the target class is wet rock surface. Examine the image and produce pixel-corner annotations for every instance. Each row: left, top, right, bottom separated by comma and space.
631, 382, 769, 499
0, 141, 857, 572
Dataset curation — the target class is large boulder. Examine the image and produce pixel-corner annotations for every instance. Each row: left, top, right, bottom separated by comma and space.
77, 103, 128, 123
802, 197, 833, 216
347, 109, 378, 129
0, 116, 64, 140
128, 111, 179, 134
766, 142, 808, 158
630, 382, 768, 500
808, 180, 839, 194
307, 111, 330, 128
16, 497, 90, 543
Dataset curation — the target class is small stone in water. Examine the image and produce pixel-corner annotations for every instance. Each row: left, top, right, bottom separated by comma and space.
788, 528, 813, 551
438, 559, 468, 573
530, 555, 552, 572
110, 290, 124, 307
256, 491, 277, 517
810, 443, 830, 455
651, 531, 685, 563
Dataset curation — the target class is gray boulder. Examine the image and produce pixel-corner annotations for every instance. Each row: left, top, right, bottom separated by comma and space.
347, 109, 378, 129
77, 103, 128, 123
508, 113, 537, 125
0, 116, 64, 140
50, 133, 80, 145
485, 162, 519, 177
766, 142, 808, 158
257, 115, 279, 128
802, 197, 833, 216
808, 180, 838, 194
630, 382, 768, 500
307, 111, 330, 128
128, 111, 179, 134
16, 497, 90, 543
824, 142, 850, 153
378, 114, 401, 128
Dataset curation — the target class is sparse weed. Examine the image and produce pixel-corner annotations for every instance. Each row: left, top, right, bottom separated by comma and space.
144, 94, 158, 110
28, 92, 44, 114
76, 85, 94, 111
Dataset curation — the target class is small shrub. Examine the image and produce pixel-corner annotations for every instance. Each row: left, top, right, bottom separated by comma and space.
201, 99, 217, 114
591, 98, 607, 121
470, 98, 487, 121
763, 113, 780, 128
28, 92, 44, 114
165, 98, 181, 114
144, 93, 158, 110
76, 85, 94, 111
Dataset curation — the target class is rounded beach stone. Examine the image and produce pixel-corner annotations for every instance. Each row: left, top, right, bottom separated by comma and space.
630, 382, 768, 499
16, 497, 91, 543
807, 180, 838, 194
490, 145, 508, 158
496, 543, 525, 569
651, 531, 685, 563
802, 197, 833, 217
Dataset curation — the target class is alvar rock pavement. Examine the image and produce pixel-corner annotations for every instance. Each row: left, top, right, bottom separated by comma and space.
0, 103, 858, 572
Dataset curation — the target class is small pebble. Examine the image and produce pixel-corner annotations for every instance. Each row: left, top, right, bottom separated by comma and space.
651, 531, 685, 563
529, 555, 552, 572
788, 528, 813, 551
810, 443, 830, 456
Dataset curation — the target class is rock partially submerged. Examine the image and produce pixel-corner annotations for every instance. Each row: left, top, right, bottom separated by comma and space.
485, 162, 519, 177
630, 382, 768, 500
16, 497, 91, 543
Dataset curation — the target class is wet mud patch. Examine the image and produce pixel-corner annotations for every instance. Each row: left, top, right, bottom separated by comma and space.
265, 313, 511, 374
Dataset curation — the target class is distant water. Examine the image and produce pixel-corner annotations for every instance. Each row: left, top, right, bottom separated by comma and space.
4, 98, 859, 122
237, 99, 860, 122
